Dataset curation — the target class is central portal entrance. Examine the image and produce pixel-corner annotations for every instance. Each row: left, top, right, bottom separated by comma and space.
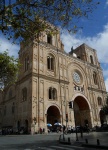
73, 96, 91, 127
47, 106, 61, 127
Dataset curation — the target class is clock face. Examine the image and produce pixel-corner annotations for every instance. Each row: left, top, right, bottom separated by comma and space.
73, 72, 80, 83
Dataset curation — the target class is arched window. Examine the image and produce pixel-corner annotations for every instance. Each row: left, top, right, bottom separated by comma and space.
22, 87, 27, 101
47, 55, 54, 71
47, 34, 52, 44
90, 55, 94, 64
97, 97, 102, 105
93, 72, 97, 85
24, 56, 29, 71
49, 87, 57, 100
12, 102, 15, 114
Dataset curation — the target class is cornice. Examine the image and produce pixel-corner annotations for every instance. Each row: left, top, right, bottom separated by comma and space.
39, 41, 62, 53
32, 72, 69, 84
17, 73, 32, 85
1, 96, 16, 105
88, 87, 107, 94
39, 41, 101, 71
16, 72, 69, 85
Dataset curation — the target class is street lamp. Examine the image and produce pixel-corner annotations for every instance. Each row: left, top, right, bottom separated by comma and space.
71, 100, 79, 141
60, 96, 68, 140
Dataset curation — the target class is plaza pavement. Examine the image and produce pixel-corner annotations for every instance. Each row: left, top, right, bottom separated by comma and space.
59, 131, 108, 149
0, 131, 108, 149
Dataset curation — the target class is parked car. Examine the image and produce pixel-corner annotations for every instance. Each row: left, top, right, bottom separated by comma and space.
73, 126, 91, 133
92, 126, 97, 131
51, 127, 62, 133
13, 127, 28, 134
19, 127, 28, 134
101, 124, 108, 131
73, 126, 81, 133
13, 128, 19, 134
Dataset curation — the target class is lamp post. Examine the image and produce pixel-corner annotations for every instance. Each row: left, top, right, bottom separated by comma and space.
61, 97, 66, 140
60, 96, 69, 140
71, 100, 79, 141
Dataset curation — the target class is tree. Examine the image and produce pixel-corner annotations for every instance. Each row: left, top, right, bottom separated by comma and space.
0, 51, 20, 88
101, 93, 108, 115
0, 0, 99, 42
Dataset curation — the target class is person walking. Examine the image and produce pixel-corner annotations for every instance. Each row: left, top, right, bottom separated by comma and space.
85, 124, 89, 134
67, 125, 71, 134
80, 125, 83, 138
71, 126, 73, 133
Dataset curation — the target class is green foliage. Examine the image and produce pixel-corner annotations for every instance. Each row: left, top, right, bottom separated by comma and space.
0, 0, 100, 42
0, 51, 20, 88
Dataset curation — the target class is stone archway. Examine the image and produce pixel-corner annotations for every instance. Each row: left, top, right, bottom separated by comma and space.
73, 96, 91, 127
47, 106, 61, 127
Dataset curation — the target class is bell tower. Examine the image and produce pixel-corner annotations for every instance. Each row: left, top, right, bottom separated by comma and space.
72, 43, 100, 68
18, 41, 33, 81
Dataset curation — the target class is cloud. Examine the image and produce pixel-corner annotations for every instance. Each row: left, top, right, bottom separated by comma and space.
61, 23, 108, 91
61, 23, 108, 63
102, 65, 108, 77
106, 0, 108, 5
0, 36, 19, 58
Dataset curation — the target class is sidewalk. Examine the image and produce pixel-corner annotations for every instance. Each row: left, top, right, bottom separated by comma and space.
59, 132, 108, 149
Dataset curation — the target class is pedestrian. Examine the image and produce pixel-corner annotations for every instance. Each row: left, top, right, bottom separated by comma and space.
48, 128, 50, 133
67, 125, 71, 134
80, 125, 83, 138
40, 127, 42, 134
85, 124, 89, 134
71, 126, 73, 133
63, 125, 66, 132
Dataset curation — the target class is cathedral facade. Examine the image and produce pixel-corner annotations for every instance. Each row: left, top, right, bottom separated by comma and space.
0, 27, 107, 133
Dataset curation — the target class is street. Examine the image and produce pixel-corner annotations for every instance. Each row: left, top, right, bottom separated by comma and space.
0, 132, 108, 150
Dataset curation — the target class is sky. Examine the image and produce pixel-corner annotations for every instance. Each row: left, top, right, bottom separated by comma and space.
0, 0, 108, 91
61, 0, 108, 91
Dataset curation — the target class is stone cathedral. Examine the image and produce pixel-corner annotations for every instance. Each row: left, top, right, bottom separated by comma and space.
0, 26, 107, 133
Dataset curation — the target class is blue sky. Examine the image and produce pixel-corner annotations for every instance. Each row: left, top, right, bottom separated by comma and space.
0, 0, 108, 91
61, 0, 108, 91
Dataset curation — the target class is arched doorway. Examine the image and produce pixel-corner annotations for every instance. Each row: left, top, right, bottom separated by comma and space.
99, 110, 106, 126
73, 96, 91, 127
47, 106, 61, 127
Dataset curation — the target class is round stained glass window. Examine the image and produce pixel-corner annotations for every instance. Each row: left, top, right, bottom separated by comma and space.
73, 72, 81, 83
